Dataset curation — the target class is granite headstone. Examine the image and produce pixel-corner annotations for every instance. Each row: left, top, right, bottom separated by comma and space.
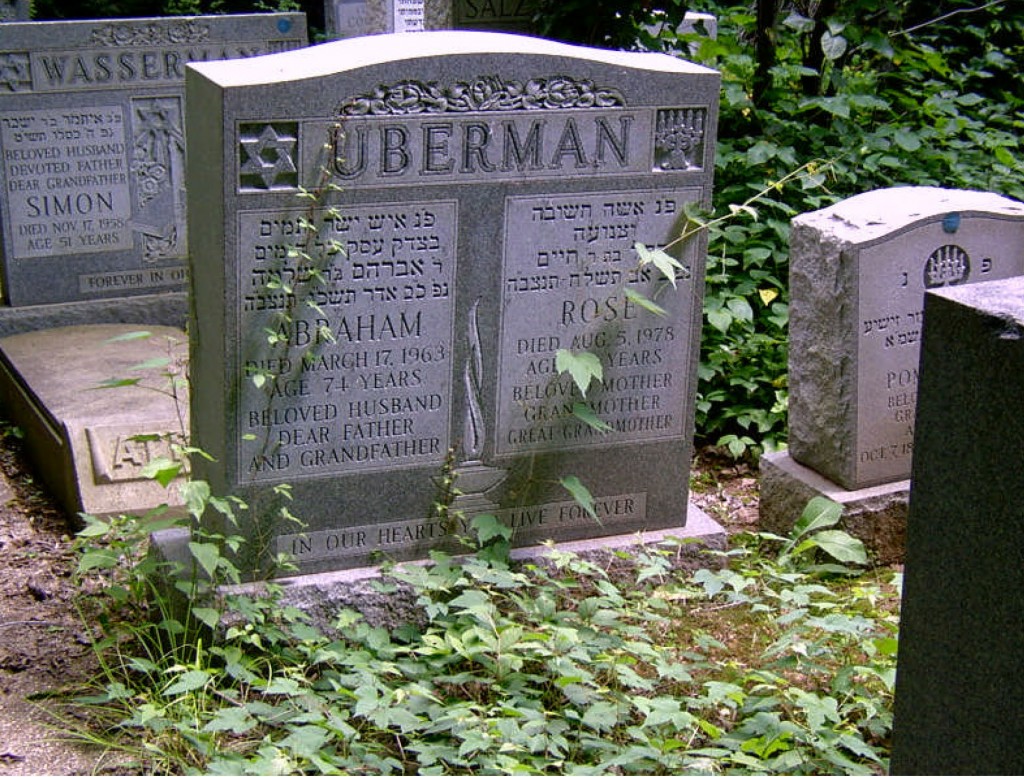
891, 276, 1024, 774
0, 1, 28, 22
760, 187, 1024, 561
0, 13, 307, 307
453, 0, 537, 32
185, 31, 720, 575
326, 0, 451, 38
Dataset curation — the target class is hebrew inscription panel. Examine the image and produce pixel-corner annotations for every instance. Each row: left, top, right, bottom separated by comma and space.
497, 188, 699, 456
237, 200, 457, 481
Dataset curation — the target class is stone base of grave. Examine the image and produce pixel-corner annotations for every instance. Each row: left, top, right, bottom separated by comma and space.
0, 292, 187, 339
151, 503, 726, 632
759, 451, 907, 565
0, 324, 189, 520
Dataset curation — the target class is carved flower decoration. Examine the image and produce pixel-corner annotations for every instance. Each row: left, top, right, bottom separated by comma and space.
543, 76, 585, 109
385, 82, 429, 113
340, 76, 624, 115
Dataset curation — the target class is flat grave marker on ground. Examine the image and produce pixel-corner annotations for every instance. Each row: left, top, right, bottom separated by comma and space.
0, 324, 189, 517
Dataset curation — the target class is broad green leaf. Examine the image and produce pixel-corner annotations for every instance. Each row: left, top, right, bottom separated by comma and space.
811, 529, 868, 565
812, 95, 851, 118
163, 669, 211, 696
203, 706, 256, 734
191, 607, 221, 629
77, 548, 120, 573
782, 10, 813, 32
744, 246, 773, 263
560, 475, 598, 522
893, 128, 922, 151
555, 349, 602, 397
793, 689, 840, 730
994, 146, 1016, 168
582, 701, 619, 732
264, 677, 302, 696
792, 496, 842, 539
140, 456, 182, 488
572, 402, 612, 432
470, 513, 513, 544
726, 296, 754, 321
449, 589, 492, 610
758, 288, 779, 306
181, 479, 211, 518
873, 636, 899, 656
820, 31, 847, 60
189, 541, 221, 578
623, 286, 667, 316
707, 308, 732, 333
955, 92, 984, 106
129, 356, 171, 371
280, 726, 331, 759
76, 516, 111, 538
693, 568, 725, 597
635, 242, 686, 287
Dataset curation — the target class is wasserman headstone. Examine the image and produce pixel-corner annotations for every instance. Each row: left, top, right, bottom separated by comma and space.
0, 13, 307, 307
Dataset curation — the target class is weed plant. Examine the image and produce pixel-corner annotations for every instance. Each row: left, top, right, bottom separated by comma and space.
66, 495, 898, 775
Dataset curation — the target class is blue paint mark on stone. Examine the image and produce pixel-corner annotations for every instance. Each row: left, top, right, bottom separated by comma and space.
943, 212, 961, 233
278, 18, 293, 33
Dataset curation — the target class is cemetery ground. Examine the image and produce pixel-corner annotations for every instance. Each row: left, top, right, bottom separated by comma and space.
0, 422, 901, 776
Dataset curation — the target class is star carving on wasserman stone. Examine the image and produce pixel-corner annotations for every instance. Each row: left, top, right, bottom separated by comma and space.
240, 124, 297, 189
0, 53, 31, 92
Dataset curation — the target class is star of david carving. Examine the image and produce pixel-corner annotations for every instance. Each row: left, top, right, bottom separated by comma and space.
239, 123, 298, 191
0, 53, 31, 92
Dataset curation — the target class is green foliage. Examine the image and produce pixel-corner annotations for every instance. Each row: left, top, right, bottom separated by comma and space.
554, 349, 603, 397
532, 0, 692, 49
648, 1, 1024, 459
65, 493, 898, 775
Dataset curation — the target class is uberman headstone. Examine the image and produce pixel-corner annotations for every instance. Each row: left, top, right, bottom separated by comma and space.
186, 31, 719, 575
0, 13, 307, 307
759, 187, 1024, 562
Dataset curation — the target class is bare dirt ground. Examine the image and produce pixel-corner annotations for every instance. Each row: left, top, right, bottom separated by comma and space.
0, 429, 124, 776
0, 425, 759, 776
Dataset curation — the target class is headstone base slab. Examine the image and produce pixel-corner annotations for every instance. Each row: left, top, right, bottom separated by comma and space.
759, 451, 907, 565
0, 324, 189, 519
152, 503, 725, 632
0, 293, 187, 339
